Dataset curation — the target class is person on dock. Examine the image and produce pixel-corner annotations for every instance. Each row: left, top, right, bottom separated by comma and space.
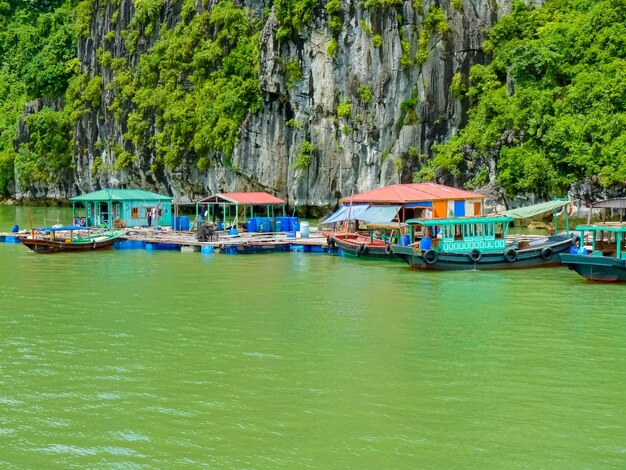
154, 204, 161, 227
147, 208, 152, 227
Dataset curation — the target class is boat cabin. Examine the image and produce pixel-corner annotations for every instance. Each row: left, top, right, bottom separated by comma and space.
364, 222, 408, 245
406, 216, 514, 252
576, 224, 626, 259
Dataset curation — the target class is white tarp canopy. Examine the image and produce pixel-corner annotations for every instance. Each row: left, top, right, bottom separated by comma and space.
321, 205, 369, 224
359, 205, 402, 224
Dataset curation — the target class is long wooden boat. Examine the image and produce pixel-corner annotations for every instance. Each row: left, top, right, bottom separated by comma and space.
392, 216, 574, 270
224, 242, 290, 254
20, 230, 126, 253
560, 224, 626, 282
328, 223, 407, 259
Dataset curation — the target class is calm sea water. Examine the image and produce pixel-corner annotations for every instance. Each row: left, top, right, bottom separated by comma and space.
1, 205, 625, 468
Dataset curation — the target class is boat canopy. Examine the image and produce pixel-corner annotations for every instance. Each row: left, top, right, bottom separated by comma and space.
500, 199, 570, 219
405, 215, 513, 226
364, 222, 407, 230
359, 205, 401, 224
321, 204, 369, 224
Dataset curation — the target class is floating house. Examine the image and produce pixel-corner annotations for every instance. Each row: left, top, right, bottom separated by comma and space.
196, 192, 287, 230
71, 189, 173, 228
322, 183, 485, 226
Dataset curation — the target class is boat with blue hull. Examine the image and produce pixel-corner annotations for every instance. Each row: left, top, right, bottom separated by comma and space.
392, 215, 574, 271
560, 224, 626, 282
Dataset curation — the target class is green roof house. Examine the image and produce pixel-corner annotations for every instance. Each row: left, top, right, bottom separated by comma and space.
71, 189, 173, 228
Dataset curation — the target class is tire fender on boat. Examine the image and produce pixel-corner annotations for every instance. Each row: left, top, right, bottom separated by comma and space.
356, 243, 367, 257
423, 249, 438, 265
504, 247, 518, 262
541, 246, 553, 260
327, 234, 335, 248
468, 248, 482, 262
385, 243, 392, 255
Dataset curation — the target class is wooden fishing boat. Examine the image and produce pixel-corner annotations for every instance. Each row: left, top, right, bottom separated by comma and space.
328, 223, 407, 259
20, 230, 126, 253
560, 224, 626, 282
392, 215, 574, 270
224, 242, 290, 254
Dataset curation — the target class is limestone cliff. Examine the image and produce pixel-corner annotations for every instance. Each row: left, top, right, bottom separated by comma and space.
20, 0, 534, 211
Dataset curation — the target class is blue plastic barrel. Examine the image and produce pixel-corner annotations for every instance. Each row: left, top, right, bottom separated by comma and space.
281, 217, 291, 232
228, 228, 238, 235
180, 217, 190, 231
403, 234, 410, 247
247, 218, 257, 232
217, 221, 223, 231
275, 219, 282, 232
171, 216, 178, 229
292, 219, 300, 232
261, 218, 271, 232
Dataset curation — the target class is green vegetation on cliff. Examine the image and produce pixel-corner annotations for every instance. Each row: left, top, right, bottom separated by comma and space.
429, 0, 626, 195
0, 0, 77, 194
117, 0, 262, 169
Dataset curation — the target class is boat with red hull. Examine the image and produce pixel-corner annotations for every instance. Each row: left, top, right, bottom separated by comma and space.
328, 223, 407, 259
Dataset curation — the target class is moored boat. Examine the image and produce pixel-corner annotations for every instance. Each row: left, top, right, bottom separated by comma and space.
560, 224, 626, 282
328, 223, 407, 259
392, 215, 574, 270
20, 229, 126, 253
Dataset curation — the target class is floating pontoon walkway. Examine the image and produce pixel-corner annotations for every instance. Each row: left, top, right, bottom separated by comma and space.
1, 228, 329, 254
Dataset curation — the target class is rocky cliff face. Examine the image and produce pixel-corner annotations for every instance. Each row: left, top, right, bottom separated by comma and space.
19, 0, 532, 210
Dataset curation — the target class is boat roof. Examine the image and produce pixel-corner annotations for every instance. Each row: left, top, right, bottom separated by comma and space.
500, 199, 570, 219
339, 183, 485, 204
575, 223, 626, 233
71, 189, 172, 202
365, 222, 408, 230
198, 192, 286, 205
320, 204, 401, 225
405, 215, 514, 226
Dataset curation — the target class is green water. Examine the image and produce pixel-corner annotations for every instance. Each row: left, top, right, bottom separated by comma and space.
1, 205, 625, 468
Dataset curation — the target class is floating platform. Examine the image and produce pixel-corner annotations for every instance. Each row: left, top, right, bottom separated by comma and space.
1, 227, 330, 255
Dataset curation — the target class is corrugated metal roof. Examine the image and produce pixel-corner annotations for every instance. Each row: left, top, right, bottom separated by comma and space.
71, 189, 173, 202
590, 197, 626, 209
199, 192, 286, 205
339, 183, 485, 204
